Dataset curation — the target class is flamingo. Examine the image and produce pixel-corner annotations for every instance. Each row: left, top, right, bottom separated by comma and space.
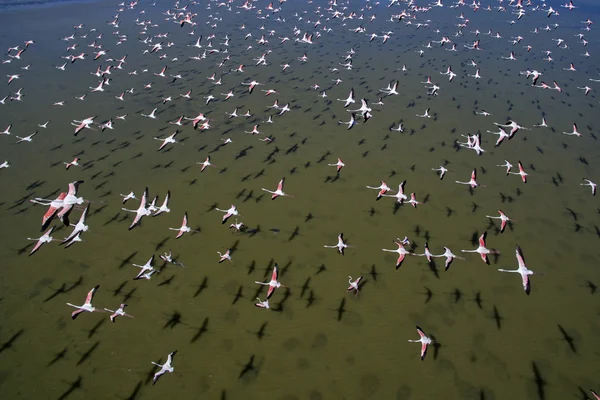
347, 276, 362, 296
122, 187, 150, 230
408, 326, 436, 361
255, 265, 287, 298
151, 351, 176, 385
104, 304, 134, 322
455, 168, 484, 188
461, 232, 497, 264
498, 245, 536, 295
168, 212, 198, 238
27, 226, 56, 256
66, 286, 105, 320
382, 240, 413, 268
324, 233, 352, 255
486, 210, 514, 233
261, 177, 293, 199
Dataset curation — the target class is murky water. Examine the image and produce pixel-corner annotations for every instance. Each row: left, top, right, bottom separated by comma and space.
0, 0, 599, 399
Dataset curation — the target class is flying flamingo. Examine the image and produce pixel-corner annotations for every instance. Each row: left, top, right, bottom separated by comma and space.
407, 193, 421, 208
217, 249, 233, 264
153, 191, 171, 216
461, 232, 497, 264
366, 181, 391, 199
433, 247, 464, 271
62, 204, 89, 245
432, 166, 448, 180
581, 179, 596, 196
416, 242, 434, 263
168, 212, 198, 238
497, 160, 513, 175
66, 286, 105, 320
508, 161, 528, 183
455, 168, 484, 188
154, 131, 179, 151
255, 297, 270, 309
104, 303, 134, 322
120, 192, 136, 204
324, 233, 352, 255
122, 187, 150, 230
132, 255, 155, 280
408, 326, 436, 361
229, 219, 244, 232
498, 245, 536, 295
72, 116, 96, 135
30, 192, 66, 229
49, 180, 85, 226
215, 205, 239, 224
486, 210, 514, 233
328, 158, 345, 172
261, 177, 293, 199
27, 226, 56, 256
64, 158, 80, 170
254, 265, 287, 298
151, 351, 176, 385
347, 276, 362, 296
381, 181, 407, 203
197, 156, 216, 172
382, 240, 413, 268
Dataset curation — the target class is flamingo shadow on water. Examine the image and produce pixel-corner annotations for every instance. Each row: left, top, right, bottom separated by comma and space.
531, 362, 547, 400
190, 317, 209, 344
56, 376, 82, 400
193, 276, 208, 298
238, 354, 259, 380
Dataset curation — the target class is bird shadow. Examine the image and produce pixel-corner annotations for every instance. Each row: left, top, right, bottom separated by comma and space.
430, 334, 441, 360
557, 324, 577, 353
238, 354, 258, 380
190, 317, 209, 343
56, 375, 82, 400
0, 329, 24, 355
76, 341, 99, 366
531, 362, 547, 400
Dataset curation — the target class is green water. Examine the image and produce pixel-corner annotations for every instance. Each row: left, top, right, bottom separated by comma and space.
0, 0, 599, 399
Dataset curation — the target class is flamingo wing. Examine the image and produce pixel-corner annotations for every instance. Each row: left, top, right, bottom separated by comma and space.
479, 231, 487, 248
271, 266, 278, 282
80, 204, 89, 222
521, 272, 531, 295
42, 192, 66, 228
480, 253, 489, 264
140, 187, 148, 207
71, 309, 85, 319
68, 180, 82, 196
420, 342, 429, 361
516, 245, 526, 269
396, 252, 406, 268
85, 285, 99, 305
29, 239, 44, 256
500, 218, 507, 233
57, 204, 74, 226
129, 212, 142, 230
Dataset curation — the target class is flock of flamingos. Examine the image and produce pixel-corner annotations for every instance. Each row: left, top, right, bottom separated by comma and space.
0, 0, 598, 396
